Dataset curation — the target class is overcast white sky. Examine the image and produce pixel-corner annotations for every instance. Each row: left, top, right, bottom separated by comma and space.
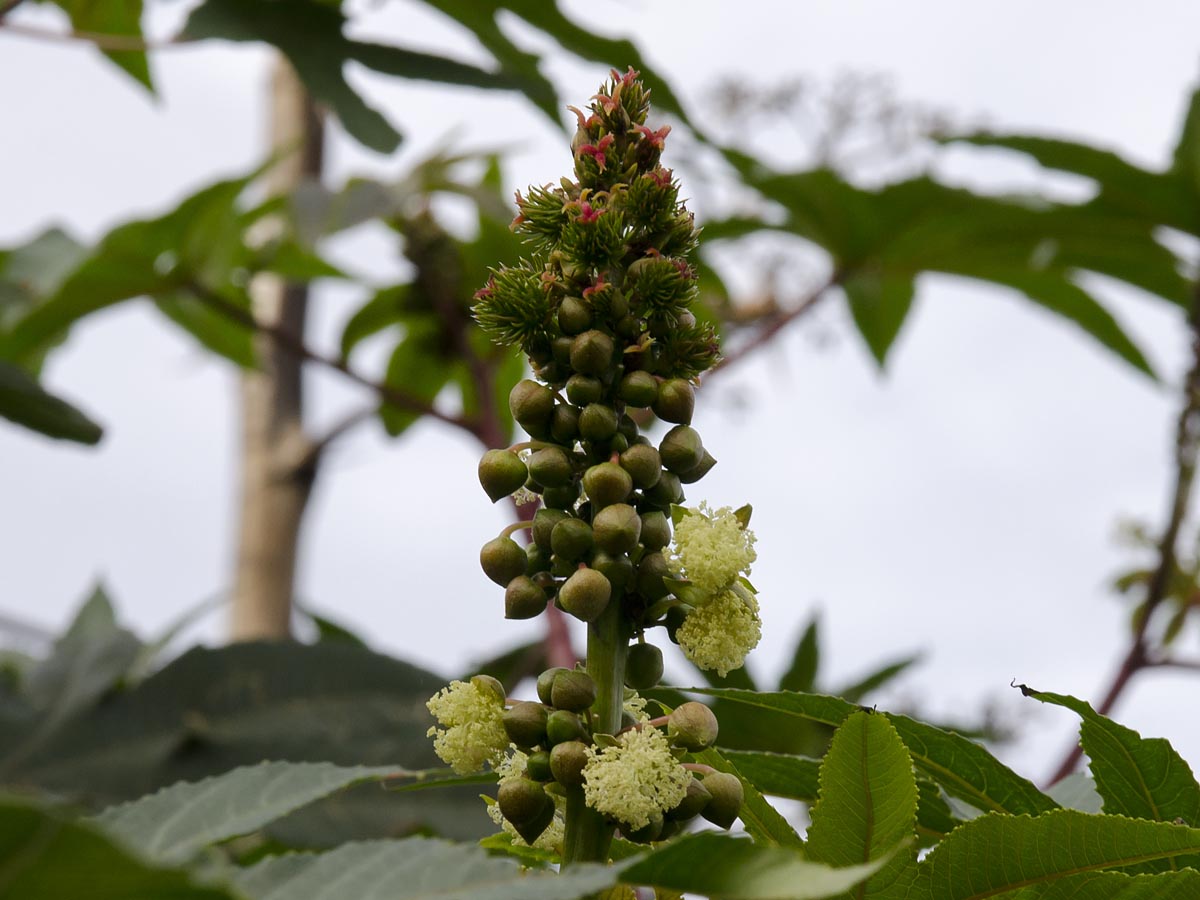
3, 0, 1200, 784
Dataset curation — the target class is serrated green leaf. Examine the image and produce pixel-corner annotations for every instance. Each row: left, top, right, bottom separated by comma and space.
691, 747, 803, 848
779, 616, 820, 693
622, 832, 891, 900
233, 835, 617, 900
1044, 771, 1104, 814
1003, 868, 1200, 899
916, 809, 1200, 899
680, 688, 1056, 818
807, 712, 919, 899
94, 760, 406, 864
843, 274, 915, 368
0, 798, 237, 900
1021, 688, 1200, 861
0, 359, 103, 444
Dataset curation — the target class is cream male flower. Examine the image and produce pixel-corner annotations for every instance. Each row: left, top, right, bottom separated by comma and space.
667, 502, 756, 598
426, 679, 509, 774
677, 587, 762, 677
582, 725, 690, 830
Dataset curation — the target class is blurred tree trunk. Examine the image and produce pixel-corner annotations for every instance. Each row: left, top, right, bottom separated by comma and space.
230, 55, 325, 641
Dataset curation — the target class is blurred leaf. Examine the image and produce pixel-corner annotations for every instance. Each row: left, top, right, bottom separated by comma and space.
1171, 87, 1200, 196
465, 639, 547, 693
0, 798, 236, 900
128, 593, 227, 681
94, 760, 405, 864
778, 615, 820, 693
380, 319, 454, 436
341, 285, 410, 360
183, 0, 541, 154
683, 687, 1056, 817
299, 605, 369, 648
835, 654, 921, 704
843, 273, 915, 367
807, 711, 919, 898
259, 241, 347, 281
154, 290, 256, 368
41, 0, 153, 91
692, 747, 803, 848
233, 835, 617, 900
0, 359, 103, 444
622, 832, 891, 900
0, 227, 88, 334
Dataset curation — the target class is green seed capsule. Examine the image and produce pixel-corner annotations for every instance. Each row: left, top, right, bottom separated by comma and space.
533, 508, 570, 551
526, 543, 551, 577
677, 449, 717, 484
551, 404, 581, 443
503, 701, 549, 748
625, 642, 665, 689
668, 701, 719, 750
592, 503, 642, 554
480, 536, 528, 586
619, 443, 662, 490
635, 551, 672, 602
659, 425, 704, 474
550, 554, 576, 577
478, 449, 528, 503
558, 297, 592, 335
549, 740, 589, 786
700, 772, 744, 829
499, 777, 551, 826
558, 567, 612, 622
639, 510, 671, 551
537, 667, 569, 705
505, 576, 548, 619
666, 777, 712, 822
550, 669, 597, 712
653, 378, 695, 425
551, 335, 574, 366
528, 446, 572, 488
551, 517, 594, 561
526, 750, 554, 782
570, 330, 615, 376
546, 709, 590, 746
623, 812, 664, 844
582, 462, 633, 508
566, 375, 604, 406
542, 481, 580, 511
579, 403, 619, 441
618, 370, 659, 407
589, 550, 634, 591
510, 380, 555, 436
644, 470, 683, 507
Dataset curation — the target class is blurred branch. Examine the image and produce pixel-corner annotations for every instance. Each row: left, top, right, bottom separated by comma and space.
0, 21, 183, 51
1047, 284, 1200, 785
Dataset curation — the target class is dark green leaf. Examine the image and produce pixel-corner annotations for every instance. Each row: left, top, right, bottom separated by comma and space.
259, 241, 347, 281
0, 227, 88, 349
622, 832, 891, 900
1171, 87, 1200, 195
835, 655, 921, 704
0, 798, 236, 900
807, 711, 919, 898
341, 285, 410, 360
380, 320, 454, 436
843, 273, 915, 367
681, 687, 1057, 817
0, 359, 103, 444
691, 747, 803, 848
1003, 869, 1200, 899
154, 290, 256, 368
298, 605, 369, 648
1021, 688, 1200, 855
778, 616, 820, 693
46, 0, 153, 91
465, 639, 547, 692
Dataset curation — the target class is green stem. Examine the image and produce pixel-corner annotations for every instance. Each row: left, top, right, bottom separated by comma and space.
561, 594, 629, 865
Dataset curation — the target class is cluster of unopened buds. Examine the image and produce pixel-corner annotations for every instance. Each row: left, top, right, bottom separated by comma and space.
426, 67, 762, 855
428, 674, 743, 846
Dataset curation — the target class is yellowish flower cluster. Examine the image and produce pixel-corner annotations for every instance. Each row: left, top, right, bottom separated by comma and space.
676, 587, 762, 677
668, 503, 756, 598
425, 680, 510, 774
582, 725, 690, 830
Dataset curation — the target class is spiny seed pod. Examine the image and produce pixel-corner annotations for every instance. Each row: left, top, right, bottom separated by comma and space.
558, 296, 592, 334
551, 518, 594, 561
582, 462, 633, 508
480, 536, 528, 586
654, 378, 695, 424
570, 329, 615, 376
625, 642, 664, 689
668, 701, 719, 750
579, 403, 619, 441
533, 508, 570, 551
666, 776, 712, 822
619, 443, 663, 490
546, 709, 590, 745
659, 425, 704, 474
677, 449, 717, 484
478, 449, 528, 503
470, 673, 507, 705
559, 567, 612, 622
505, 576, 547, 619
639, 510, 671, 551
590, 550, 634, 591
528, 446, 572, 487
503, 700, 549, 748
498, 777, 551, 826
592, 503, 642, 554
550, 669, 597, 712
551, 404, 581, 443
510, 379, 555, 435
618, 370, 659, 407
566, 374, 604, 406
526, 750, 554, 782
537, 667, 570, 705
700, 772, 744, 829
635, 551, 672, 601
549, 740, 589, 786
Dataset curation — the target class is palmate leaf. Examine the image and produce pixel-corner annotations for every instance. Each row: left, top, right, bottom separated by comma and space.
93, 760, 412, 864
621, 832, 892, 900
1021, 687, 1200, 869
914, 809, 1200, 899
807, 712, 919, 898
232, 836, 618, 900
680, 688, 1056, 819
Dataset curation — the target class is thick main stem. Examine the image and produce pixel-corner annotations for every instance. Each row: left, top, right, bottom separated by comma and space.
562, 596, 629, 865
230, 56, 324, 641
